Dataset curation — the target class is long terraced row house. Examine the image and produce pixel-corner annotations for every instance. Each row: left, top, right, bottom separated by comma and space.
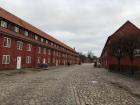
0, 7, 80, 70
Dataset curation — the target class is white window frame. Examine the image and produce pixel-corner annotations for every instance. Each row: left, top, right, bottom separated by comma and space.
26, 56, 31, 64
1, 20, 7, 28
134, 49, 140, 56
51, 42, 53, 46
37, 57, 41, 63
2, 55, 10, 64
27, 44, 32, 51
35, 35, 38, 40
43, 58, 46, 64
38, 47, 41, 54
46, 40, 48, 44
24, 30, 28, 36
41, 38, 44, 42
14, 26, 19, 32
17, 41, 23, 50
3, 37, 11, 48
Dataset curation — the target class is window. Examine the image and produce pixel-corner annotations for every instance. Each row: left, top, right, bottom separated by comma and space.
3, 37, 11, 48
27, 44, 32, 51
2, 55, 10, 64
38, 47, 41, 54
43, 58, 46, 64
35, 35, 38, 40
134, 49, 140, 56
1, 20, 7, 28
43, 48, 46, 54
14, 26, 19, 32
37, 57, 41, 63
51, 42, 53, 46
26, 56, 31, 64
17, 41, 23, 50
24, 31, 28, 36
46, 40, 48, 44
41, 38, 44, 42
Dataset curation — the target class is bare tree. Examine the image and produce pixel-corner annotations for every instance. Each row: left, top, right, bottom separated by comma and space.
87, 51, 97, 62
121, 31, 140, 75
108, 31, 140, 74
78, 52, 87, 63
108, 35, 125, 71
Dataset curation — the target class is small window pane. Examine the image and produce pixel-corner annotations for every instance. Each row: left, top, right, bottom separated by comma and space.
1, 20, 7, 28
15, 26, 19, 32
24, 31, 28, 36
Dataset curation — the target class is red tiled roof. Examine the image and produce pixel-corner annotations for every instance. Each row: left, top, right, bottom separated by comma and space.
0, 7, 75, 52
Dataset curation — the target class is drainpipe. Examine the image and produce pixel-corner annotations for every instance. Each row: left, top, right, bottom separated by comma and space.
34, 45, 36, 68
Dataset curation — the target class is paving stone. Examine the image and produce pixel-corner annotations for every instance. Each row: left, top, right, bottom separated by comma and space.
0, 64, 140, 105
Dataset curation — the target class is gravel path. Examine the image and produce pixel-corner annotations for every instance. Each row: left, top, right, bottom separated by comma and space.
0, 64, 140, 105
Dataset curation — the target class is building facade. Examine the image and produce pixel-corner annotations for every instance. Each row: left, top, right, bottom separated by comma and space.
100, 21, 140, 70
0, 7, 80, 70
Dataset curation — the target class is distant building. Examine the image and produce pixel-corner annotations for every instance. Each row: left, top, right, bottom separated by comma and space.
100, 21, 140, 70
0, 7, 80, 70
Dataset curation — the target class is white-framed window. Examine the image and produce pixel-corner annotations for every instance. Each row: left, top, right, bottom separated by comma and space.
35, 35, 38, 40
14, 26, 19, 32
134, 49, 140, 56
41, 38, 44, 42
43, 48, 46, 54
51, 42, 53, 46
38, 47, 41, 54
27, 44, 32, 51
3, 37, 11, 48
1, 20, 7, 28
26, 56, 31, 64
37, 57, 41, 63
17, 41, 23, 50
2, 55, 10, 64
24, 30, 28, 37
48, 49, 51, 55
43, 58, 46, 64
46, 40, 48, 44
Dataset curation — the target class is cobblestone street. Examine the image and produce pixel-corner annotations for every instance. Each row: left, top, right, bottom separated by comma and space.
0, 64, 140, 105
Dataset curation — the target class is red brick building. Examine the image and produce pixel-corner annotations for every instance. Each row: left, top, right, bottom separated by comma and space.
0, 7, 80, 70
100, 21, 140, 70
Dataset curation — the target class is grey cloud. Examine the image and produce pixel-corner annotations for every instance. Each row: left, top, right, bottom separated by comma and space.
1, 0, 140, 56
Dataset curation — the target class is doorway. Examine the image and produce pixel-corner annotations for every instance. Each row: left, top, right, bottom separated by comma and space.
17, 56, 21, 69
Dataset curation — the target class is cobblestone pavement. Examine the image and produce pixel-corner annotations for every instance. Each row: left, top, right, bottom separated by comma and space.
0, 64, 140, 105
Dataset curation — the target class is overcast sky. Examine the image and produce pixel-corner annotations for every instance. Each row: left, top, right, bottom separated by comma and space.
1, 0, 140, 56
